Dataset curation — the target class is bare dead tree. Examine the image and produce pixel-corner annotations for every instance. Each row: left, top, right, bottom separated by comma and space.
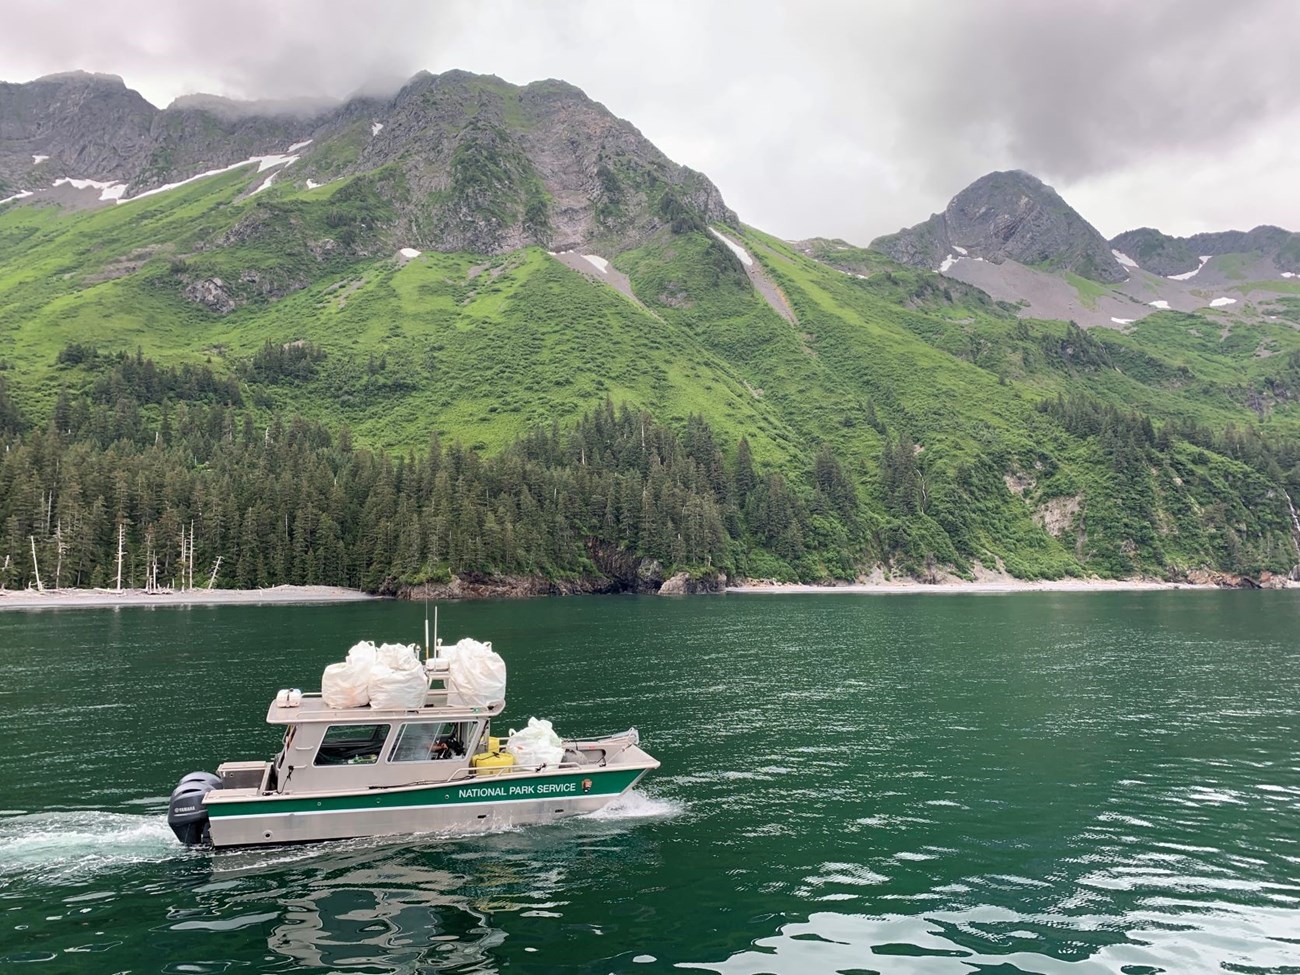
29, 535, 44, 592
53, 520, 65, 590
207, 555, 222, 589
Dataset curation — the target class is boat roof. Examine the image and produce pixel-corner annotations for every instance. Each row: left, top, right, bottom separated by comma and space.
266, 693, 504, 726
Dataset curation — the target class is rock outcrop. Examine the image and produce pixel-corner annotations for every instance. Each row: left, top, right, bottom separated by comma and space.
871, 170, 1127, 284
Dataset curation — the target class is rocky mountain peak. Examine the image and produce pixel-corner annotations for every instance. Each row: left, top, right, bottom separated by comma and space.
0, 68, 734, 258
871, 169, 1126, 284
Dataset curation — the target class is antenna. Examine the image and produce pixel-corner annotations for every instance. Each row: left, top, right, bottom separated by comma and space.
423, 592, 430, 662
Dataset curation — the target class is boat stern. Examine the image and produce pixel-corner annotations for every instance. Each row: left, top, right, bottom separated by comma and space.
167, 771, 222, 846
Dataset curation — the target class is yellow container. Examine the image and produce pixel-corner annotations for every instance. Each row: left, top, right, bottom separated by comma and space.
488, 736, 505, 754
471, 751, 516, 776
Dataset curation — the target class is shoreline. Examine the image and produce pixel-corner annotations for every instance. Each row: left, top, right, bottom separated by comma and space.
726, 577, 1295, 595
0, 585, 378, 611
2, 577, 1294, 610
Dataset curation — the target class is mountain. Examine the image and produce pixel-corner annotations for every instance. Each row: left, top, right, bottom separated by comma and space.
870, 170, 1126, 284
862, 170, 1300, 332
0, 69, 732, 257
2, 71, 1300, 594
1110, 225, 1300, 277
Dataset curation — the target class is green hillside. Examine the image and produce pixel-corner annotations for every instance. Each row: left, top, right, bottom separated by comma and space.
3, 163, 1300, 590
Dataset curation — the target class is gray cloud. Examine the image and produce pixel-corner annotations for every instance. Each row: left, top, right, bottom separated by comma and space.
817, 0, 1300, 186
3, 0, 1299, 242
1, 0, 460, 105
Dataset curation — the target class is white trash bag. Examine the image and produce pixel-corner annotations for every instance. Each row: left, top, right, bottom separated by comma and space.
368, 642, 428, 710
506, 716, 566, 768
321, 640, 378, 709
441, 638, 507, 708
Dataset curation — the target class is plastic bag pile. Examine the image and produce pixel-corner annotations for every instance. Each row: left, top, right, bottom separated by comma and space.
321, 641, 428, 710
440, 638, 508, 708
506, 717, 566, 768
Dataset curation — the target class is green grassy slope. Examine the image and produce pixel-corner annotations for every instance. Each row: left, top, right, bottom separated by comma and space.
3, 168, 1299, 582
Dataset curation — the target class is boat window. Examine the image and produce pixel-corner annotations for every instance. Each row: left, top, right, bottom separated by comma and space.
314, 724, 392, 766
390, 721, 467, 762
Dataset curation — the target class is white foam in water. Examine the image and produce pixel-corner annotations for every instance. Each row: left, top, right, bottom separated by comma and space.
589, 789, 683, 820
0, 811, 179, 882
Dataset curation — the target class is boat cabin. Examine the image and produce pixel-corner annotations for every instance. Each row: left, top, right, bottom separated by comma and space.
216, 693, 505, 796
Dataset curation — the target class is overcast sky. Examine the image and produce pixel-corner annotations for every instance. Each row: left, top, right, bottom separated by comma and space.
5, 0, 1299, 243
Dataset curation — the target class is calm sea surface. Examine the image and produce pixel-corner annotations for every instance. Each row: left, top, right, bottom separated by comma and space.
0, 592, 1297, 974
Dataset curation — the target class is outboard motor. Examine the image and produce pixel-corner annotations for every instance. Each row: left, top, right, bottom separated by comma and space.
168, 771, 222, 846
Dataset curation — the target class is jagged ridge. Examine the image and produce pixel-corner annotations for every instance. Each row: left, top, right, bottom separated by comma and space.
0, 69, 734, 256
1110, 225, 1300, 276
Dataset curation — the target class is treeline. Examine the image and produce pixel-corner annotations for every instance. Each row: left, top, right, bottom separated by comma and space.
1039, 392, 1300, 483
0, 381, 866, 591
4, 347, 1300, 593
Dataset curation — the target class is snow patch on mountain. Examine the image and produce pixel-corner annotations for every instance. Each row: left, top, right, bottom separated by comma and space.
952, 245, 968, 255
32, 154, 48, 164
399, 247, 421, 258
1168, 256, 1210, 281
1111, 249, 1138, 269
286, 139, 312, 152
710, 228, 753, 267
582, 254, 609, 274
1209, 296, 1236, 307
118, 151, 302, 204
0, 190, 33, 205
1149, 299, 1171, 309
371, 122, 384, 136
1111, 317, 1134, 325
938, 254, 957, 273
254, 153, 298, 173
53, 177, 129, 201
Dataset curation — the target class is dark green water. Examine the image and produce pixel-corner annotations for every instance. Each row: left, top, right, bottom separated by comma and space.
1, 592, 1298, 974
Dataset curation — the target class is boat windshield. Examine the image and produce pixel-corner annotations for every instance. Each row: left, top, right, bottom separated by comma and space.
314, 724, 391, 766
390, 721, 469, 762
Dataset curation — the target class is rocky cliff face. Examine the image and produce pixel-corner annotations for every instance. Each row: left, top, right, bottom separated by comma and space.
871, 170, 1127, 284
0, 69, 733, 256
1110, 224, 1300, 276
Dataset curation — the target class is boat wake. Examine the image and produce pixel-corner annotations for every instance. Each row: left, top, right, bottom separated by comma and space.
0, 810, 182, 883
589, 789, 684, 820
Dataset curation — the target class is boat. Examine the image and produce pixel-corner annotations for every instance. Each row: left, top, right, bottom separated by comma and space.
166, 637, 659, 848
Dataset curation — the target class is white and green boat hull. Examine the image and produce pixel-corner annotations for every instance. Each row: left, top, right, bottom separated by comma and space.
205, 762, 651, 848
